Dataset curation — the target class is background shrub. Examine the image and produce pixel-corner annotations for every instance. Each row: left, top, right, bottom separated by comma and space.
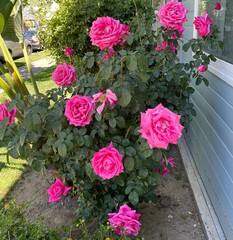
42, 0, 154, 63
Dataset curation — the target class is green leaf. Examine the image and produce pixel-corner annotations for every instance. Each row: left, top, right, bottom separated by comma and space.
125, 147, 136, 156
95, 112, 102, 121
0, 13, 4, 34
118, 88, 132, 107
126, 54, 137, 71
128, 191, 139, 206
87, 56, 94, 68
8, 147, 19, 159
109, 118, 116, 128
79, 127, 87, 136
124, 157, 134, 171
31, 160, 43, 172
19, 131, 27, 146
183, 42, 191, 52
116, 116, 126, 128
138, 168, 148, 178
58, 143, 67, 157
125, 185, 133, 194
143, 149, 153, 158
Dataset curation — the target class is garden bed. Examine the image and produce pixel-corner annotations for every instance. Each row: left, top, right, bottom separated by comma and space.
6, 146, 206, 239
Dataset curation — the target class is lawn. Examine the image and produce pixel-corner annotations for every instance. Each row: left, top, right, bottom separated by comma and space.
0, 66, 56, 200
14, 50, 49, 68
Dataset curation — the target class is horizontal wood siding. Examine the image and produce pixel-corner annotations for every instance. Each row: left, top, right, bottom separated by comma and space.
181, 0, 233, 239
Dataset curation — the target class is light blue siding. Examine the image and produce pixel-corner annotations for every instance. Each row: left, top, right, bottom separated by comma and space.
181, 1, 233, 239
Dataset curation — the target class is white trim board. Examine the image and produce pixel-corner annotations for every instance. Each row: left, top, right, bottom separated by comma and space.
178, 137, 226, 240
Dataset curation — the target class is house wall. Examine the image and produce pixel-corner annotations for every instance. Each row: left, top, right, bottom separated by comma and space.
181, 0, 233, 239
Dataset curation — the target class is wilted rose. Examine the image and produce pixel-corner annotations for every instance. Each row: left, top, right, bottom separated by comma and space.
91, 142, 123, 180
92, 89, 117, 114
108, 204, 141, 236
47, 178, 72, 202
139, 104, 184, 149
52, 63, 76, 87
64, 95, 95, 126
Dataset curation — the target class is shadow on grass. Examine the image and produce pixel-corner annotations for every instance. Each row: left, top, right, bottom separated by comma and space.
24, 66, 55, 83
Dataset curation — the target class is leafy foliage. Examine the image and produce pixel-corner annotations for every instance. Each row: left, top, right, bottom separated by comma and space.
1, 0, 222, 227
42, 0, 154, 63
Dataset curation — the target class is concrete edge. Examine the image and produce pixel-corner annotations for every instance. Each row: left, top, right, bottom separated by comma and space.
178, 137, 226, 240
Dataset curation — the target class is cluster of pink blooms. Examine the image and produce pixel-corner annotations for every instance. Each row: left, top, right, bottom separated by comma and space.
0, 100, 17, 125
108, 204, 141, 236
157, 157, 175, 176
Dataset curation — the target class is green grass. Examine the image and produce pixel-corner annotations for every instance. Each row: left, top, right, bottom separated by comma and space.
14, 50, 49, 68
25, 65, 57, 94
0, 66, 57, 200
0, 147, 27, 200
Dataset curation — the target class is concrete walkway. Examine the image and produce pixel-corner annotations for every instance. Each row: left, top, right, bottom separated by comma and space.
0, 57, 55, 93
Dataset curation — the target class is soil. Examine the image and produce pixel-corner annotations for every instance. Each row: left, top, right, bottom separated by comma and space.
7, 146, 206, 240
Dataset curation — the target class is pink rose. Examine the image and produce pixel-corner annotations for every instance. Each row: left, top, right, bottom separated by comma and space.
193, 11, 213, 37
91, 142, 123, 180
139, 104, 184, 149
0, 101, 16, 125
108, 204, 141, 236
52, 63, 76, 87
156, 40, 176, 53
47, 178, 72, 203
92, 89, 117, 114
90, 16, 130, 50
64, 95, 95, 126
214, 2, 221, 10
197, 64, 207, 73
64, 47, 74, 56
158, 0, 188, 30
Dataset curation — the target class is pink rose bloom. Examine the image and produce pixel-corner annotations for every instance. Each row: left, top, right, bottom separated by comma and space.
64, 95, 95, 126
47, 178, 72, 203
90, 16, 130, 50
158, 0, 188, 30
139, 104, 184, 149
156, 40, 176, 53
197, 64, 207, 73
193, 11, 213, 37
101, 48, 118, 62
0, 101, 16, 125
108, 204, 141, 236
64, 47, 74, 56
91, 142, 123, 180
92, 89, 117, 114
52, 63, 76, 87
214, 2, 221, 10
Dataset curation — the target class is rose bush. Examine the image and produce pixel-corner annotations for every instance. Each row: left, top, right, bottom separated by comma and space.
0, 0, 222, 237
